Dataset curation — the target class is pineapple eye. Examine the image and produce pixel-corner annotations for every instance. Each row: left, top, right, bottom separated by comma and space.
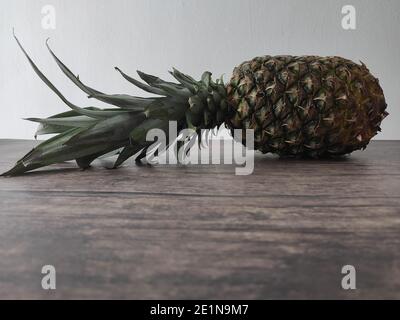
273, 98, 290, 119
286, 88, 299, 105
241, 62, 251, 73
302, 76, 314, 93
264, 124, 279, 136
277, 71, 289, 85
309, 61, 322, 72
313, 89, 328, 109
255, 106, 269, 124
287, 62, 300, 74
247, 89, 258, 107
323, 74, 336, 89
230, 77, 240, 87
352, 80, 364, 90
250, 60, 262, 72
265, 81, 276, 96
237, 100, 250, 116
237, 83, 246, 95
264, 59, 276, 71
254, 70, 267, 84
336, 66, 352, 82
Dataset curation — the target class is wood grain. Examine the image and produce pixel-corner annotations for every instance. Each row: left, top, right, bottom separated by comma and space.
0, 139, 399, 299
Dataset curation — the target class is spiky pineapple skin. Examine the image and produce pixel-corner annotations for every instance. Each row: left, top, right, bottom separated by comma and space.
225, 55, 387, 157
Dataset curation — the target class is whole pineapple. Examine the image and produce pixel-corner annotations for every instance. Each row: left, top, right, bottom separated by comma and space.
2, 35, 388, 176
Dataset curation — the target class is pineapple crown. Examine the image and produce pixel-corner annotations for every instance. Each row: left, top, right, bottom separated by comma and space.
2, 33, 232, 176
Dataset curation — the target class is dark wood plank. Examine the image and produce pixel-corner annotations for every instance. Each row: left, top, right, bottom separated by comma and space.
0, 139, 399, 299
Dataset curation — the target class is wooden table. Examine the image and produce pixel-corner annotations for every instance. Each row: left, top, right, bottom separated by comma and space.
0, 139, 399, 299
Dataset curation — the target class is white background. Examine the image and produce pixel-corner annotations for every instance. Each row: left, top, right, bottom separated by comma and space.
0, 0, 399, 139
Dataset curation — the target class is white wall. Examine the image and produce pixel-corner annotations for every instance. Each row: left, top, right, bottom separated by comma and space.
0, 0, 399, 139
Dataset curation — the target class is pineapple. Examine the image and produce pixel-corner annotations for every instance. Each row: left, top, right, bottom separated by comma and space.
2, 35, 388, 176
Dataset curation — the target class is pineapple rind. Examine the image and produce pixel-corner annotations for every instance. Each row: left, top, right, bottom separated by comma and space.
226, 55, 388, 157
